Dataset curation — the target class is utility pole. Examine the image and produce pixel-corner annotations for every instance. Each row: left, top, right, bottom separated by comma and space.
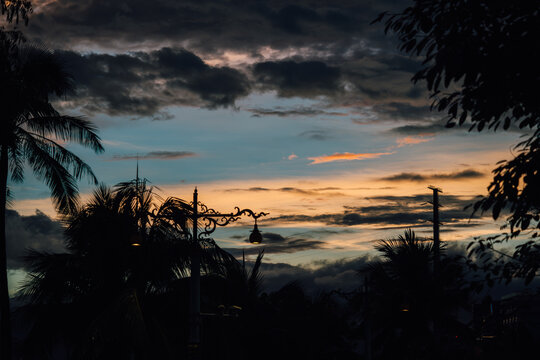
428, 186, 442, 350
428, 186, 442, 275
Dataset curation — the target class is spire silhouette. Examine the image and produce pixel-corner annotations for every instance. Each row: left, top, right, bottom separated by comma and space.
135, 155, 140, 191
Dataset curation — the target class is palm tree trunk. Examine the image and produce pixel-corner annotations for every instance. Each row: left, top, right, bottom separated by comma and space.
0, 144, 12, 360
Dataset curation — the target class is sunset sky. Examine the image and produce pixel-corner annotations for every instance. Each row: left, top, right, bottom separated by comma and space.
5, 0, 524, 293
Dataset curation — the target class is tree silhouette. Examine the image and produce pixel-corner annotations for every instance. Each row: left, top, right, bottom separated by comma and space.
374, 0, 540, 284
0, 36, 103, 359
359, 230, 470, 359
1, 0, 31, 25
17, 180, 235, 359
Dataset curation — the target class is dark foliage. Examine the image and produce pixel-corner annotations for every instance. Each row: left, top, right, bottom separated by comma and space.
357, 230, 471, 360
1, 0, 31, 25
0, 28, 103, 359
16, 180, 236, 359
375, 0, 540, 284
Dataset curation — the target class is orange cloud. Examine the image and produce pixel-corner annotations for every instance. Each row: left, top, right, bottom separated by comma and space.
288, 154, 298, 160
396, 135, 434, 147
308, 152, 392, 165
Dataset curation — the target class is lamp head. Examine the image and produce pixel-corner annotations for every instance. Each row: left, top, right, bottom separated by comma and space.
249, 223, 263, 244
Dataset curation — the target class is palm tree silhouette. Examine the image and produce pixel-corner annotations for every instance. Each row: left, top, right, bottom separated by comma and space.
18, 179, 234, 359
361, 229, 470, 360
0, 36, 103, 358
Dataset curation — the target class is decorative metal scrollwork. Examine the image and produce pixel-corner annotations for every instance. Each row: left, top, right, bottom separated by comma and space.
194, 203, 268, 241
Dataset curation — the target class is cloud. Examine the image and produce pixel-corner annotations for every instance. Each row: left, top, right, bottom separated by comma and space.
52, 45, 430, 119
54, 45, 432, 119
396, 135, 434, 147
389, 122, 454, 135
339, 54, 426, 102
258, 255, 373, 293
23, 0, 443, 121
110, 151, 198, 161
266, 194, 483, 228
6, 210, 65, 270
55, 48, 250, 116
308, 151, 392, 165
287, 154, 298, 160
380, 169, 485, 182
224, 186, 346, 197
228, 232, 325, 255
389, 120, 529, 136
298, 130, 334, 141
253, 60, 342, 97
372, 102, 435, 121
249, 107, 348, 118
252, 244, 537, 297
28, 1, 398, 53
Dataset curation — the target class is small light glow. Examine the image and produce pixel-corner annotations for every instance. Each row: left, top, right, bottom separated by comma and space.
131, 243, 141, 247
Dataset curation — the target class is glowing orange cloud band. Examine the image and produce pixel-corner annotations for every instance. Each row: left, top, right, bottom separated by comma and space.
308, 152, 392, 165
396, 135, 434, 148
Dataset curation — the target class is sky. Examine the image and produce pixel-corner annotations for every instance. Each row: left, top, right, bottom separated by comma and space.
5, 0, 525, 294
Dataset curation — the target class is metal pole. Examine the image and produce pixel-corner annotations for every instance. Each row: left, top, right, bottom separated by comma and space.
184, 188, 267, 355
430, 187, 441, 275
428, 186, 442, 350
189, 187, 201, 349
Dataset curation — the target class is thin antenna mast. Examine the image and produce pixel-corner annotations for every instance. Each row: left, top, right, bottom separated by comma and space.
136, 154, 139, 190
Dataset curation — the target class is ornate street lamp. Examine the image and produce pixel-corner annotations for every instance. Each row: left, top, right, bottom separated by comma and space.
187, 187, 267, 351
249, 218, 263, 244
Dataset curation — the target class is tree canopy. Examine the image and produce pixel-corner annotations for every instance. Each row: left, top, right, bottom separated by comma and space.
0, 35, 103, 359
375, 0, 540, 283
1, 0, 31, 25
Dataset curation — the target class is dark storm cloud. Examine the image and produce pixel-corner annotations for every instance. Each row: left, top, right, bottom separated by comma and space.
28, 0, 407, 52
380, 169, 485, 182
267, 194, 481, 228
253, 60, 342, 97
241, 52, 429, 117
27, 0, 433, 118
110, 151, 198, 161
56, 48, 250, 115
6, 210, 65, 270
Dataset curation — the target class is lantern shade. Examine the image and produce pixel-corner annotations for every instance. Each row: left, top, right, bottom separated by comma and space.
249, 223, 263, 244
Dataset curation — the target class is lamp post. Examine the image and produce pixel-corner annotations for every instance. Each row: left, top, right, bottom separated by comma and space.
187, 187, 267, 353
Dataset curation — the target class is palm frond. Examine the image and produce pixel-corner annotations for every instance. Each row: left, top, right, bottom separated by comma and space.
17, 44, 75, 97
155, 196, 192, 233
6, 186, 13, 207
8, 144, 24, 183
21, 129, 98, 184
17, 250, 86, 304
248, 250, 265, 297
21, 131, 80, 214
22, 115, 104, 153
